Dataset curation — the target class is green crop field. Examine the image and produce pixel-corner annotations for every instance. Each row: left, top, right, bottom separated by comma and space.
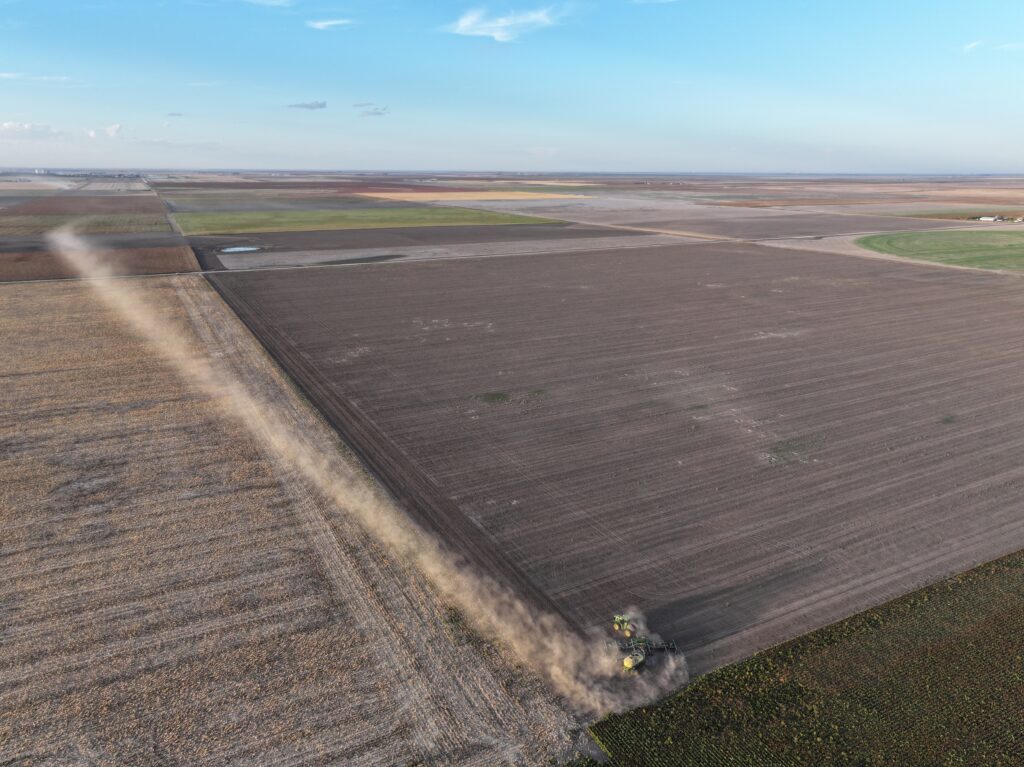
172, 207, 556, 235
0, 214, 172, 235
590, 549, 1024, 766
857, 230, 1024, 270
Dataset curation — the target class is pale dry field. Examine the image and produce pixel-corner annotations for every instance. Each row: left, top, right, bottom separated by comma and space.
362, 191, 584, 202
0, 275, 573, 766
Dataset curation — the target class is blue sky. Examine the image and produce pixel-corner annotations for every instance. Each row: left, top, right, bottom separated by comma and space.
2, 0, 1024, 171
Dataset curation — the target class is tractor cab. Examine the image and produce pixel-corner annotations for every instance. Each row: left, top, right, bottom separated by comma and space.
612, 614, 635, 638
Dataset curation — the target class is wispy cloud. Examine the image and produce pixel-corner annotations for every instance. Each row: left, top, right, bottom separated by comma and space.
0, 121, 61, 139
167, 112, 184, 117
235, 0, 295, 6
632, 0, 679, 3
306, 18, 352, 30
288, 100, 327, 110
447, 7, 557, 42
0, 72, 72, 82
105, 123, 122, 138
352, 102, 388, 117
962, 40, 1024, 53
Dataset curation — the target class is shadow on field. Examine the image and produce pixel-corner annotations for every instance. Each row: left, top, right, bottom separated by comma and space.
646, 560, 826, 654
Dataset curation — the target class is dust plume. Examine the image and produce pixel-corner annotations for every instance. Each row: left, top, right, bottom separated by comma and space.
48, 227, 688, 716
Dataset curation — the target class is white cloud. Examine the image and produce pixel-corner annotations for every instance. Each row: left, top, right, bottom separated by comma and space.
288, 100, 327, 110
448, 8, 556, 42
963, 40, 982, 53
998, 42, 1024, 51
0, 72, 22, 79
352, 102, 389, 117
306, 18, 352, 30
235, 0, 294, 6
632, 0, 679, 3
86, 128, 97, 139
0, 121, 60, 139
105, 123, 122, 138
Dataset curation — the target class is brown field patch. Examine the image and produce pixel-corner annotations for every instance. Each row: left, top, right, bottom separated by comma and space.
0, 246, 200, 282
361, 191, 586, 202
0, 215, 171, 236
0, 275, 572, 764
211, 241, 1024, 679
4, 194, 168, 216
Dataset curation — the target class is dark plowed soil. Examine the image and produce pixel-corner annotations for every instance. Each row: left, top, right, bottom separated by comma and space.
190, 222, 633, 261
0, 247, 200, 281
0, 233, 190, 254
211, 242, 1024, 676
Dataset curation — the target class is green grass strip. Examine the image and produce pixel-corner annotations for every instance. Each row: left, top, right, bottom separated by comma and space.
173, 207, 557, 235
857, 230, 1024, 270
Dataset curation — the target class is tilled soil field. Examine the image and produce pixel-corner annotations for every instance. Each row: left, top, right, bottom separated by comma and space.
211, 242, 1024, 676
188, 222, 635, 268
0, 276, 573, 765
162, 194, 430, 213
2, 194, 169, 216
449, 196, 979, 239
0, 246, 199, 282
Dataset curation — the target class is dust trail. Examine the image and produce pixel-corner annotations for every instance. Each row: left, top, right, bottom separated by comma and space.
48, 227, 688, 716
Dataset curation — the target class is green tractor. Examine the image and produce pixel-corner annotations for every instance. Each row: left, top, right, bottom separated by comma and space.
610, 616, 679, 672
612, 614, 636, 638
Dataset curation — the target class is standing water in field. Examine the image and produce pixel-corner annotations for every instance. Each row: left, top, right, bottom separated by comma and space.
48, 226, 688, 716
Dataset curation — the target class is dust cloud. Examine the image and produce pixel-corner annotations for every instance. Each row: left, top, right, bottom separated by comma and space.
48, 227, 688, 716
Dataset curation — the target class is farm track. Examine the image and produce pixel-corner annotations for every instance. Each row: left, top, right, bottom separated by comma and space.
0, 275, 573, 765
208, 241, 1024, 678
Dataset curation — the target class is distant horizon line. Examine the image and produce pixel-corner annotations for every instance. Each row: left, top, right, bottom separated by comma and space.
4, 167, 1024, 179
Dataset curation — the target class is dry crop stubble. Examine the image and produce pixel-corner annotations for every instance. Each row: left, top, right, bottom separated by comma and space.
1, 261, 575, 765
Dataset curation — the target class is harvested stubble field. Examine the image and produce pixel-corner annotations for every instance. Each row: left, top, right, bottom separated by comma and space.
591, 547, 1024, 766
211, 241, 1024, 679
3, 194, 169, 216
448, 195, 977, 240
0, 275, 573, 765
162, 194, 430, 213
0, 214, 171, 236
172, 207, 556, 235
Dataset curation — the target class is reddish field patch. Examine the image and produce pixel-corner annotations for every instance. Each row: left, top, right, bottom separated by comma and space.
0, 246, 199, 281
152, 181, 480, 193
2, 195, 168, 216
